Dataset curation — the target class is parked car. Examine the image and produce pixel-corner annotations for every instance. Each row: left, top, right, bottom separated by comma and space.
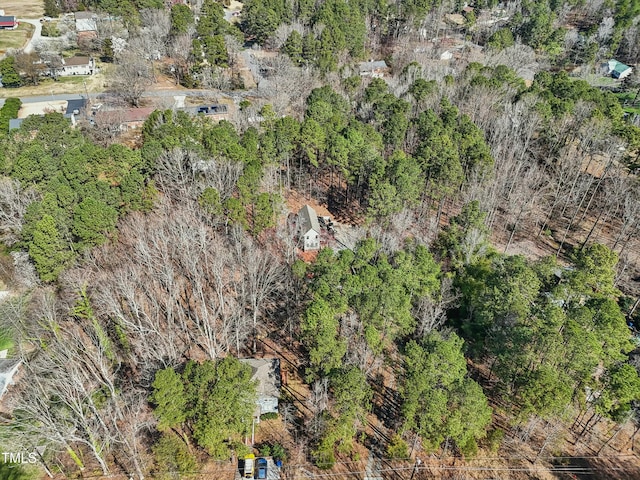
244, 454, 255, 479
255, 457, 268, 479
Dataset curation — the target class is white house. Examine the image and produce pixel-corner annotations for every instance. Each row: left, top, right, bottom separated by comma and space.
298, 205, 321, 251
240, 358, 281, 416
60, 56, 95, 76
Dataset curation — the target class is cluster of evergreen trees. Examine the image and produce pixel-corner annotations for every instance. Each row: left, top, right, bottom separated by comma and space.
150, 357, 257, 476
2, 114, 154, 280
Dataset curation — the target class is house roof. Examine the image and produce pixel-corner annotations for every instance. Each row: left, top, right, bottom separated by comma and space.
95, 107, 155, 125
64, 56, 91, 66
359, 60, 388, 72
122, 107, 155, 123
609, 59, 632, 73
0, 16, 16, 23
298, 205, 320, 234
74, 11, 95, 20
76, 18, 97, 32
615, 63, 632, 74
8, 118, 24, 130
240, 358, 281, 398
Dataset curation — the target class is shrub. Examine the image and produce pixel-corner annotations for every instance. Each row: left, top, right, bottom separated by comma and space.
271, 443, 287, 461
386, 434, 409, 460
483, 428, 504, 453
152, 433, 198, 479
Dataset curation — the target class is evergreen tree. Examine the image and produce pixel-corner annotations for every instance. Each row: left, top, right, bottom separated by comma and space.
150, 368, 188, 431
28, 214, 74, 282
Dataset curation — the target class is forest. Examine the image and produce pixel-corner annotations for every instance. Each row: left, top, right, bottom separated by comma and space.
1, 0, 640, 479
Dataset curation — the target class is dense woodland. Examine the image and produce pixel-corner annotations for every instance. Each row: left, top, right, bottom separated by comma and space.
1, 0, 640, 479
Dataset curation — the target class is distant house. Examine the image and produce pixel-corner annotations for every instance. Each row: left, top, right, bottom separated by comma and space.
298, 205, 321, 251
60, 56, 95, 76
92, 107, 156, 131
66, 98, 87, 126
66, 98, 87, 116
240, 358, 281, 416
0, 16, 18, 30
607, 59, 633, 79
358, 60, 389, 78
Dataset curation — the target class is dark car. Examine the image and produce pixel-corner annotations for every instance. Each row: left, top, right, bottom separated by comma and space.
255, 458, 268, 479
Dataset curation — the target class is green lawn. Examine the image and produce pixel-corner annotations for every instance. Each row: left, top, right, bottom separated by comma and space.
615, 91, 640, 115
582, 73, 619, 88
0, 23, 34, 54
0, 329, 14, 353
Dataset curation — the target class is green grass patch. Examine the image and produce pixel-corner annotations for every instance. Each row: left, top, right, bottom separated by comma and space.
0, 329, 14, 354
0, 23, 34, 53
615, 91, 640, 115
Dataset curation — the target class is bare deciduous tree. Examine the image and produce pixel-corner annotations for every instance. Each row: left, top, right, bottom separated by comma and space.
0, 177, 39, 246
414, 277, 459, 337
111, 51, 153, 107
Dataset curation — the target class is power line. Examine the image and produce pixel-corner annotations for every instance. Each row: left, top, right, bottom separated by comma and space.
71, 455, 640, 479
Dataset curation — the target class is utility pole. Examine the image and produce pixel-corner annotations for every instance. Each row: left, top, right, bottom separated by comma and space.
251, 416, 256, 445
409, 458, 421, 480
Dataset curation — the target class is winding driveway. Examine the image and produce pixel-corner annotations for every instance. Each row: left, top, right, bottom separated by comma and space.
18, 18, 42, 54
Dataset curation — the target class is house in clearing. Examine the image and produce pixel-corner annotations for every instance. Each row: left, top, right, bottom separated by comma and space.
298, 205, 321, 251
45, 56, 96, 77
239, 358, 281, 416
358, 60, 389, 78
60, 56, 95, 76
606, 59, 633, 79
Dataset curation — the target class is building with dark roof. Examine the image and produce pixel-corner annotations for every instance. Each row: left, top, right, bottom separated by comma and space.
66, 98, 87, 115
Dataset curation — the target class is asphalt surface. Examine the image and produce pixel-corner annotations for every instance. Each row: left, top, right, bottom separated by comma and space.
0, 88, 256, 107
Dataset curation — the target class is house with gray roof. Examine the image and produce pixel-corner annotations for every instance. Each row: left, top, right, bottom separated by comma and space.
240, 358, 281, 416
298, 205, 321, 251
358, 60, 389, 78
74, 11, 97, 32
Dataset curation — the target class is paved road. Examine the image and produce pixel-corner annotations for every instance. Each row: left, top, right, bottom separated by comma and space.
18, 18, 42, 54
0, 88, 256, 107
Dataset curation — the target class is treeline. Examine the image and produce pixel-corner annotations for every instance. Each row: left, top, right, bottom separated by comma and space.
149, 357, 257, 477
243, 0, 640, 71
0, 114, 154, 281
297, 240, 491, 465
295, 229, 639, 467
1, 44, 640, 480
